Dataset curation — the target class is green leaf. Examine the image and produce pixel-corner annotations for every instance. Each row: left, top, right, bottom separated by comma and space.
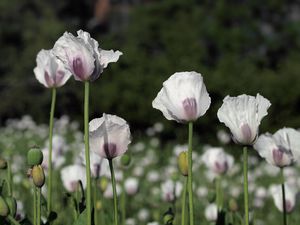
72, 209, 87, 225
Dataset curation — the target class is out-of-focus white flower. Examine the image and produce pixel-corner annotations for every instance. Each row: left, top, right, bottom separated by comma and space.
254, 128, 300, 167
217, 129, 231, 144
42, 148, 65, 171
103, 183, 121, 199
34, 49, 72, 88
217, 94, 271, 145
270, 184, 297, 213
124, 178, 139, 196
161, 180, 182, 202
153, 122, 164, 133
126, 218, 136, 225
147, 171, 160, 182
204, 203, 218, 222
147, 222, 159, 225
79, 149, 103, 178
132, 142, 145, 152
138, 208, 150, 221
60, 165, 86, 192
53, 30, 122, 82
196, 186, 208, 198
201, 147, 234, 175
152, 71, 211, 123
89, 114, 131, 159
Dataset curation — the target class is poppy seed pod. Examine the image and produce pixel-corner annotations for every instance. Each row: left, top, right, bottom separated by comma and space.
32, 165, 45, 188
0, 157, 7, 169
27, 147, 43, 167
121, 154, 131, 167
177, 151, 188, 176
0, 196, 9, 217
5, 197, 17, 217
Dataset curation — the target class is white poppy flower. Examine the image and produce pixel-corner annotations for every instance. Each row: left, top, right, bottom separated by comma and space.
60, 164, 86, 192
254, 128, 300, 167
34, 49, 72, 88
89, 114, 131, 159
152, 71, 211, 123
217, 94, 271, 145
201, 147, 234, 175
204, 203, 218, 222
79, 149, 103, 178
270, 184, 297, 213
161, 180, 183, 203
124, 177, 139, 196
53, 30, 122, 81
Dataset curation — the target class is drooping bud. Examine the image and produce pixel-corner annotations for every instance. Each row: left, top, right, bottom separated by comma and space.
177, 151, 188, 176
5, 197, 17, 217
27, 147, 43, 166
0, 157, 7, 169
121, 154, 131, 167
163, 208, 174, 225
100, 177, 108, 192
229, 198, 238, 212
32, 165, 45, 188
0, 196, 9, 217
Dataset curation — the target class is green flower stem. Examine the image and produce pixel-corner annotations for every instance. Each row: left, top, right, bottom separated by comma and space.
37, 187, 41, 225
187, 122, 194, 225
216, 176, 222, 211
94, 179, 99, 225
181, 177, 188, 225
280, 168, 287, 225
47, 87, 56, 215
121, 177, 126, 225
243, 146, 249, 225
33, 184, 37, 225
7, 161, 12, 196
84, 81, 92, 225
72, 194, 78, 221
7, 215, 21, 225
109, 159, 118, 225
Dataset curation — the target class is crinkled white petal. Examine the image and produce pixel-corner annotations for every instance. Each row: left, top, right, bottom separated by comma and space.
254, 133, 278, 166
152, 71, 211, 123
99, 49, 123, 68
270, 184, 297, 213
60, 164, 86, 192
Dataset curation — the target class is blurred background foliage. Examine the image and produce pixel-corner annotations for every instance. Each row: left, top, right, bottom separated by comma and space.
1, 0, 300, 143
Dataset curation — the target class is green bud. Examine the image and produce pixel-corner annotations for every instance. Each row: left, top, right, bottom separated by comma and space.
32, 165, 45, 188
5, 197, 17, 217
120, 154, 131, 167
95, 200, 102, 211
229, 198, 238, 212
27, 147, 43, 166
0, 157, 7, 169
0, 196, 9, 217
100, 177, 108, 192
177, 151, 188, 176
163, 208, 174, 225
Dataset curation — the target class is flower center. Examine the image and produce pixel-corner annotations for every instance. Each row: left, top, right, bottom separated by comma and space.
240, 123, 253, 144
73, 57, 85, 80
103, 143, 117, 159
214, 161, 228, 174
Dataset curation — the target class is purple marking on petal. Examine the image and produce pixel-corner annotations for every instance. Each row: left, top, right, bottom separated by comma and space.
285, 200, 293, 213
44, 71, 54, 87
73, 58, 85, 80
241, 123, 253, 144
272, 148, 284, 166
55, 70, 65, 86
103, 143, 117, 159
182, 98, 197, 121
70, 181, 79, 192
214, 161, 228, 174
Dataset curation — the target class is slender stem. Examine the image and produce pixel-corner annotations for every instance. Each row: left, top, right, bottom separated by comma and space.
243, 146, 249, 225
216, 176, 221, 211
33, 185, 37, 225
7, 215, 21, 225
187, 122, 194, 225
84, 81, 92, 225
47, 87, 56, 215
280, 168, 287, 225
94, 179, 99, 225
7, 161, 12, 196
121, 178, 126, 225
37, 188, 41, 225
109, 159, 118, 225
181, 177, 188, 225
72, 194, 78, 221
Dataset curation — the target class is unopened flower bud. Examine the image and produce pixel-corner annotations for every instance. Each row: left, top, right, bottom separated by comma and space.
100, 177, 108, 192
121, 154, 131, 167
229, 198, 238, 212
163, 208, 174, 225
5, 197, 17, 217
177, 151, 188, 176
0, 196, 9, 217
27, 147, 43, 166
32, 165, 45, 188
0, 157, 7, 169
96, 200, 102, 211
